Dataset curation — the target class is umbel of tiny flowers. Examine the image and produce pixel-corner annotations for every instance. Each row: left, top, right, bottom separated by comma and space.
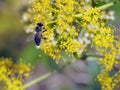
23, 0, 120, 90
0, 58, 30, 90
24, 0, 97, 63
24, 0, 120, 63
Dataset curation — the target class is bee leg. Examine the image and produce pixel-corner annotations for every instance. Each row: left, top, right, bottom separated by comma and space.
41, 34, 47, 40
42, 29, 47, 32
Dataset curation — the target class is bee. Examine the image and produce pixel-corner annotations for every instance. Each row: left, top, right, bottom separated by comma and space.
27, 23, 46, 48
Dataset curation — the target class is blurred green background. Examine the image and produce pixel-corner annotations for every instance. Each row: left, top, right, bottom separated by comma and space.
0, 0, 120, 90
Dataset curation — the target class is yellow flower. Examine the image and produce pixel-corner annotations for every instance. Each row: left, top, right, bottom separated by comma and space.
25, 1, 120, 89
97, 73, 113, 90
27, 0, 95, 62
0, 58, 30, 90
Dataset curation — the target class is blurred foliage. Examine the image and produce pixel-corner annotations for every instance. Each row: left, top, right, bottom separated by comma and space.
19, 44, 59, 70
109, 4, 120, 22
0, 0, 24, 59
0, 0, 22, 34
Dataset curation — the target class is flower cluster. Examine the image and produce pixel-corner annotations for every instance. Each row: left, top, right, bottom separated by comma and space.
0, 58, 30, 90
25, 0, 120, 89
24, 0, 94, 62
95, 30, 120, 90
80, 4, 120, 90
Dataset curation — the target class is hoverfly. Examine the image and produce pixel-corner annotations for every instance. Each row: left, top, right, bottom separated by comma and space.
26, 23, 46, 48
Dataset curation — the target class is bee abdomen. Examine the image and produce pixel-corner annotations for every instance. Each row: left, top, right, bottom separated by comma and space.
34, 33, 41, 46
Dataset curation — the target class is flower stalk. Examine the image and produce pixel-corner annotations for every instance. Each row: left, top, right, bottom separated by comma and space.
23, 72, 54, 88
97, 1, 120, 10
23, 61, 72, 89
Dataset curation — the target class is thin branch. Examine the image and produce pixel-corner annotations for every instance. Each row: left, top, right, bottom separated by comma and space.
23, 60, 74, 89
97, 1, 120, 10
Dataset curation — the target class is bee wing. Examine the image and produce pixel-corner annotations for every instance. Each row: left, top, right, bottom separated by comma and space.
26, 33, 35, 42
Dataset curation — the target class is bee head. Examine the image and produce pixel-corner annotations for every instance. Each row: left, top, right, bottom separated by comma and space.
35, 23, 43, 33
37, 23, 43, 27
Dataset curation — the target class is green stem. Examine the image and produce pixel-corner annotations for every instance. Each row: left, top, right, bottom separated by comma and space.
23, 71, 56, 88
97, 2, 114, 10
46, 20, 57, 25
23, 60, 73, 89
74, 14, 82, 18
97, 1, 120, 10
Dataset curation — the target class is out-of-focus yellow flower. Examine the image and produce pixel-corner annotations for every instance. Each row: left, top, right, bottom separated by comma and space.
97, 73, 113, 90
0, 58, 30, 90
